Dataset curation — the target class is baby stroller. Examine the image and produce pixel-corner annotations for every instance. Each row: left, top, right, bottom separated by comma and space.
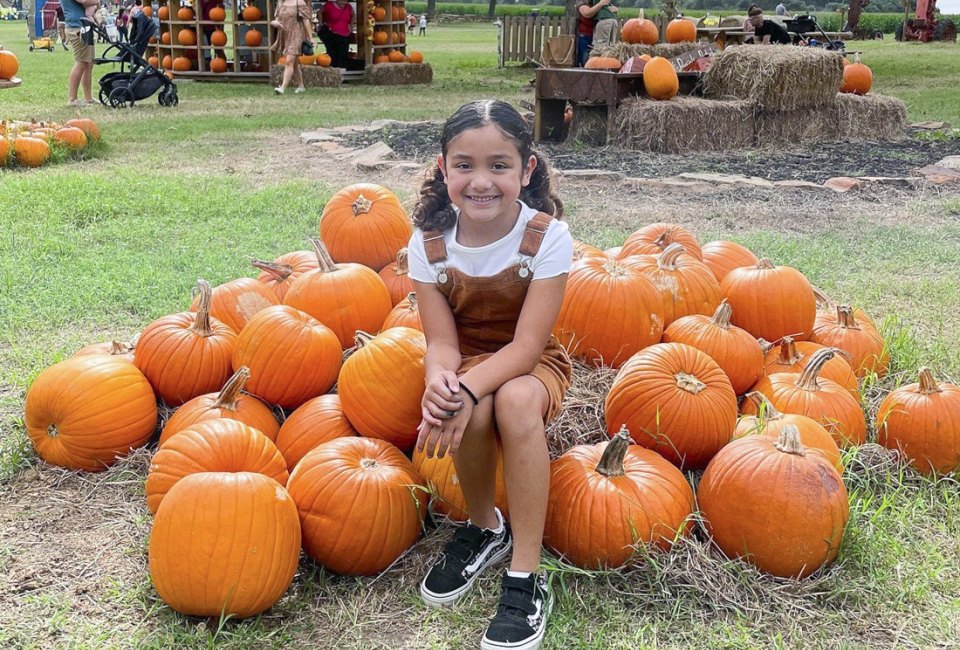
86, 15, 179, 108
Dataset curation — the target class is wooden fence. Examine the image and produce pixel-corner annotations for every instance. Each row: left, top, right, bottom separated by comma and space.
498, 16, 578, 67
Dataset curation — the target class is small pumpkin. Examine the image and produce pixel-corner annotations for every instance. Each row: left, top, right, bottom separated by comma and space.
149, 472, 300, 618
251, 250, 319, 301
0, 49, 20, 80
841, 60, 872, 95
700, 240, 759, 282
877, 367, 960, 475
316, 53, 332, 67
584, 56, 621, 71
65, 119, 99, 141
13, 136, 50, 168
318, 183, 412, 272
162, 54, 173, 69
210, 29, 228, 47
387, 50, 404, 63
761, 336, 859, 399
381, 291, 423, 332
160, 31, 171, 44
629, 243, 722, 327
209, 5, 226, 21
665, 18, 697, 43
409, 51, 424, 64
621, 18, 658, 45
697, 425, 848, 578
378, 248, 414, 306
189, 276, 279, 333
177, 6, 194, 20
210, 57, 229, 73
811, 305, 888, 378
274, 394, 358, 471
177, 28, 197, 46
157, 5, 170, 19
643, 57, 679, 101
54, 126, 88, 150
373, 30, 389, 45
172, 56, 192, 71
619, 223, 702, 260
242, 4, 262, 21
245, 29, 263, 47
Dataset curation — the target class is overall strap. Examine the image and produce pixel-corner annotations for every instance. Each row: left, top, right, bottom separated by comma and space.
519, 212, 554, 257
423, 230, 448, 264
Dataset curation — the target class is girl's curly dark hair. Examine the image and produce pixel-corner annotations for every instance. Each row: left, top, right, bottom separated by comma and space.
412, 100, 563, 231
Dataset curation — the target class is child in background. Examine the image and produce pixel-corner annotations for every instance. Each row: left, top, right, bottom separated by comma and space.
408, 99, 573, 650
78, 0, 104, 26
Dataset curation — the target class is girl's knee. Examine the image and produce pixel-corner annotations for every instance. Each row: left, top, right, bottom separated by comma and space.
493, 378, 547, 433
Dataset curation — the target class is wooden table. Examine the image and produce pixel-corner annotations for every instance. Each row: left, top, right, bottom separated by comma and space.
534, 68, 701, 144
0, 77, 22, 89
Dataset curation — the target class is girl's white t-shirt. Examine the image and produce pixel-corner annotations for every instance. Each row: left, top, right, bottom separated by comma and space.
407, 201, 573, 283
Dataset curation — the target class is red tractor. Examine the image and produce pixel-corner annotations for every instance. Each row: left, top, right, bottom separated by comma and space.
895, 0, 957, 42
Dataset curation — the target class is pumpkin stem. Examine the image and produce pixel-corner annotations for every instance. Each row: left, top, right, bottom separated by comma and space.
812, 285, 833, 310
658, 243, 687, 270
360, 458, 379, 469
917, 367, 942, 394
796, 347, 838, 391
836, 305, 861, 330
776, 336, 803, 366
351, 193, 374, 216
354, 330, 375, 348
756, 258, 775, 270
710, 300, 733, 330
757, 338, 775, 354
189, 280, 215, 337
214, 367, 250, 411
47, 423, 59, 438
395, 248, 410, 276
744, 391, 782, 422
596, 426, 631, 477
309, 238, 339, 273
109, 341, 129, 356
602, 257, 626, 278
773, 424, 806, 456
250, 258, 293, 281
675, 372, 706, 394
652, 229, 674, 251
406, 292, 418, 309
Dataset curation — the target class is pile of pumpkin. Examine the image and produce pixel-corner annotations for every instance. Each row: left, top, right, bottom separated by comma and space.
0, 118, 100, 168
23, 184, 960, 620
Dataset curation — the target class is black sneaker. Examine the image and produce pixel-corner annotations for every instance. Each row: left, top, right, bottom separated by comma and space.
420, 508, 512, 607
481, 572, 553, 650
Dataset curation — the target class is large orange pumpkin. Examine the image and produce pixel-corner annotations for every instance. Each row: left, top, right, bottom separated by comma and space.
146, 420, 289, 514
316, 53, 332, 67
544, 427, 694, 569
286, 437, 426, 575
662, 300, 764, 395
189, 276, 278, 333
621, 18, 658, 45
210, 29, 228, 47
720, 258, 816, 342
381, 292, 423, 332
149, 472, 301, 617
619, 222, 703, 260
134, 280, 237, 406
629, 243, 722, 327
605, 342, 738, 469
338, 328, 426, 452
274, 394, 358, 471
761, 336, 859, 399
735, 392, 843, 472
13, 136, 50, 168
318, 183, 412, 272
159, 366, 280, 447
746, 348, 867, 448
666, 18, 697, 43
64, 118, 100, 141
643, 56, 679, 101
877, 367, 960, 475
841, 61, 872, 95
177, 28, 197, 46
0, 49, 20, 80
283, 239, 393, 348
25, 355, 157, 472
698, 426, 848, 578
412, 432, 510, 522
554, 255, 664, 368
251, 250, 319, 301
700, 240, 759, 282
232, 305, 342, 409
811, 305, 888, 379
54, 126, 88, 150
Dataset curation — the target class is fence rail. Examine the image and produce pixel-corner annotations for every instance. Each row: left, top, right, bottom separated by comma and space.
498, 16, 577, 67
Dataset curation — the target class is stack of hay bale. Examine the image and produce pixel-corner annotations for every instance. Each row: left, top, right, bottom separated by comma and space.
601, 46, 907, 153
366, 63, 433, 86
270, 65, 343, 88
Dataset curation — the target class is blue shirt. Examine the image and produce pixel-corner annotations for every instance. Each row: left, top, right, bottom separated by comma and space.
61, 0, 86, 28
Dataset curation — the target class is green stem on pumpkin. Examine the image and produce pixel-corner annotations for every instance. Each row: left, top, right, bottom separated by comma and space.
214, 367, 250, 411
250, 258, 293, 281
917, 367, 943, 395
710, 300, 733, 330
189, 279, 215, 337
773, 425, 806, 456
596, 426, 632, 477
795, 347, 838, 391
309, 238, 339, 273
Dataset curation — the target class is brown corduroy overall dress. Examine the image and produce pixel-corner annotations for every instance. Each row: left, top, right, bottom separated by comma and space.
422, 212, 572, 423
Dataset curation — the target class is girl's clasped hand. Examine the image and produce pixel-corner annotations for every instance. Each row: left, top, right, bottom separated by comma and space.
416, 371, 471, 459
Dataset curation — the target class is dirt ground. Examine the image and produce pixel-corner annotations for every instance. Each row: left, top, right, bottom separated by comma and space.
2, 128, 959, 649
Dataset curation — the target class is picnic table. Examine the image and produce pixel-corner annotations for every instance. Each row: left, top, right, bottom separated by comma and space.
696, 26, 852, 47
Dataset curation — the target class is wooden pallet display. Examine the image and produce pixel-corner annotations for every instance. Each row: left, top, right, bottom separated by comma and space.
363, 0, 407, 66
146, 0, 275, 79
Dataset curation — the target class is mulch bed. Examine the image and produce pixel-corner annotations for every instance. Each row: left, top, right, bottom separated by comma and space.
342, 124, 960, 184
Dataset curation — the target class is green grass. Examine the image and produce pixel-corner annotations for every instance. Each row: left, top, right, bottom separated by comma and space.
2, 18, 960, 650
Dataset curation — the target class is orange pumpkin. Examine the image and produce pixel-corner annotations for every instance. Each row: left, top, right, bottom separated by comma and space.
146, 420, 289, 514
189, 276, 278, 333
760, 337, 860, 399
373, 6, 386, 20
162, 54, 173, 69
274, 394, 357, 471
134, 280, 237, 406
232, 305, 342, 409
811, 305, 888, 378
338, 328, 426, 452
572, 240, 607, 261
0, 138, 9, 166
746, 348, 867, 448
643, 56, 679, 101
209, 5, 226, 21
697, 426, 848, 578
159, 367, 280, 446
149, 472, 301, 617
177, 6, 194, 20
665, 18, 697, 43
283, 239, 393, 348
245, 29, 263, 46
877, 367, 960, 475
210, 29, 228, 47
316, 53, 332, 67
841, 61, 872, 95
65, 118, 100, 141
160, 31, 171, 44
408, 51, 424, 64
720, 258, 816, 342
251, 251, 319, 300
605, 342, 738, 469
545, 427, 694, 568
172, 56, 192, 71
319, 183, 412, 272
141, 5, 152, 16
242, 4, 262, 21
621, 18, 658, 45
391, 5, 400, 20
0, 50, 20, 80
554, 255, 664, 368
298, 54, 315, 65
620, 222, 702, 260
74, 339, 136, 364
387, 49, 404, 63
378, 248, 414, 306
286, 437, 426, 575
700, 240, 759, 282
148, 55, 160, 68
157, 5, 170, 20
381, 292, 423, 332
25, 355, 157, 472
373, 30, 389, 45
210, 57, 229, 73
629, 243, 722, 327
13, 136, 50, 168
584, 56, 621, 71
374, 54, 389, 64
54, 126, 88, 150
178, 28, 197, 46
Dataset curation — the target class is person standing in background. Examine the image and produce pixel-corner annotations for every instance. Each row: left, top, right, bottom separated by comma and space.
418, 13, 426, 35
61, 0, 96, 105
587, 0, 618, 49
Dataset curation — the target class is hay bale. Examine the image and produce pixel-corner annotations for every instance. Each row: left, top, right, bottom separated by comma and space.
835, 93, 907, 141
613, 96, 755, 153
269, 64, 342, 88
569, 105, 610, 146
754, 106, 841, 144
366, 63, 433, 86
590, 42, 704, 62
701, 45, 843, 111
